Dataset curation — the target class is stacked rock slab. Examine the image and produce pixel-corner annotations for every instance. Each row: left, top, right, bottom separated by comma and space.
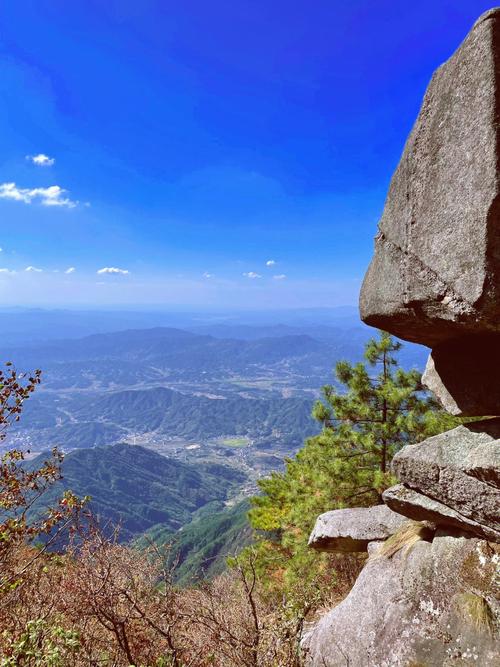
308, 505, 407, 553
383, 420, 500, 541
304, 9, 500, 666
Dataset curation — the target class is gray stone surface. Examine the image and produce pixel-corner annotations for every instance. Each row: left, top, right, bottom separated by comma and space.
308, 505, 407, 553
359, 9, 500, 347
383, 484, 500, 542
422, 336, 500, 416
302, 533, 500, 666
366, 540, 384, 556
393, 419, 500, 486
389, 420, 500, 534
305, 11, 500, 665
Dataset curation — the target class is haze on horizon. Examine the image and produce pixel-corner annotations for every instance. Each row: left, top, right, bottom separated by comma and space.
0, 0, 490, 309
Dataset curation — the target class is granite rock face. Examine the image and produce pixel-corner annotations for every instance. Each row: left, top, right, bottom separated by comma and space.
422, 335, 500, 416
308, 505, 407, 553
305, 10, 500, 666
383, 484, 500, 542
359, 9, 500, 348
387, 420, 500, 534
303, 532, 500, 666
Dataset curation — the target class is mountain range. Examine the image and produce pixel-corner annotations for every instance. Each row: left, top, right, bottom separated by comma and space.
3, 310, 430, 583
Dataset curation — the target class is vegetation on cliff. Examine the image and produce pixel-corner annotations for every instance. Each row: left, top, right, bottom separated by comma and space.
241, 332, 456, 611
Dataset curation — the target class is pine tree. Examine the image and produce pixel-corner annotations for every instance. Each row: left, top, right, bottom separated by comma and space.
243, 331, 456, 612
308, 330, 452, 501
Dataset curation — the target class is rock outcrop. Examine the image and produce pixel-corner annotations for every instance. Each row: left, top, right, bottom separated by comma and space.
308, 505, 407, 552
383, 485, 500, 542
359, 9, 500, 349
382, 420, 500, 540
304, 9, 500, 666
302, 532, 500, 666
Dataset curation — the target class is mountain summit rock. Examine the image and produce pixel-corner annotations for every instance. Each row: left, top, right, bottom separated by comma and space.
360, 8, 500, 349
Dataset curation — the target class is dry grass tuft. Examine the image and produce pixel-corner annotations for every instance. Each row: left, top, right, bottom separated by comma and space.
371, 521, 434, 561
454, 592, 495, 635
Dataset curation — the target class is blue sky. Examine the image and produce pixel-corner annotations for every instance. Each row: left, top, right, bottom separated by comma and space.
0, 0, 492, 308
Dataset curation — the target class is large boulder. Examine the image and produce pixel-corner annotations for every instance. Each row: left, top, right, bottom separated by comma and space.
308, 505, 407, 553
422, 336, 500, 416
383, 484, 500, 542
302, 531, 500, 666
359, 9, 500, 348
386, 420, 500, 539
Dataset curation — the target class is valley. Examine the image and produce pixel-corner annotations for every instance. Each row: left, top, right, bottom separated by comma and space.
3, 315, 427, 486
1, 309, 428, 580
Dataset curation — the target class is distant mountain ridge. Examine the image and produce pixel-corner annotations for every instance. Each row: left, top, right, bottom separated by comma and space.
5, 326, 326, 365
0, 306, 362, 346
3, 327, 340, 395
4, 323, 428, 456
4, 325, 427, 392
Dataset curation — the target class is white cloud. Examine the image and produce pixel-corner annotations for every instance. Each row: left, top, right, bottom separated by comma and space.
0, 182, 78, 208
202, 272, 214, 279
273, 274, 287, 280
27, 153, 55, 167
243, 271, 262, 279
97, 267, 130, 275
266, 259, 276, 267
0, 268, 15, 275
25, 266, 43, 273
65, 267, 76, 274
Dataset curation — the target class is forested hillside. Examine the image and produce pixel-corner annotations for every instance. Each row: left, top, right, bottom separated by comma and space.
76, 387, 316, 441
141, 500, 252, 585
30, 444, 245, 542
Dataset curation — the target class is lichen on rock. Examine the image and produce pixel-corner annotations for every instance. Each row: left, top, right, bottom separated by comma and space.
302, 533, 499, 666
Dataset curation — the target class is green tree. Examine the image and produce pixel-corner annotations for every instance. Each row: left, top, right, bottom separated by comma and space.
243, 331, 456, 613
1, 619, 80, 667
